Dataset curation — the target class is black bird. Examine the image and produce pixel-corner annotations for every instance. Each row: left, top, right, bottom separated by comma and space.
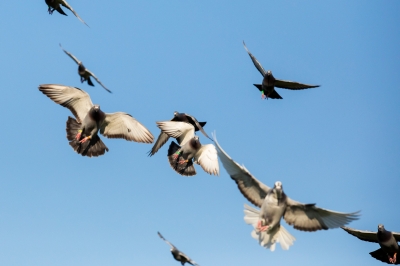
148, 111, 209, 156
45, 0, 89, 27
158, 232, 199, 266
243, 41, 320, 99
342, 225, 400, 264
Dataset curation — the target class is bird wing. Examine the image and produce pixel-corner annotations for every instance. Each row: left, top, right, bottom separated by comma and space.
100, 112, 154, 143
59, 44, 81, 65
283, 197, 360, 232
243, 41, 267, 77
85, 69, 112, 93
194, 144, 219, 176
38, 84, 93, 123
340, 226, 378, 243
148, 132, 170, 156
214, 134, 270, 208
157, 232, 177, 250
156, 121, 195, 145
183, 113, 212, 141
274, 79, 320, 90
60, 0, 89, 27
392, 232, 400, 242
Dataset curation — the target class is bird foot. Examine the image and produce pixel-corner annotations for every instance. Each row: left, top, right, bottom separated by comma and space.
172, 152, 181, 160
75, 131, 82, 140
389, 253, 397, 264
48, 8, 54, 14
256, 220, 269, 232
79, 136, 91, 143
178, 159, 188, 165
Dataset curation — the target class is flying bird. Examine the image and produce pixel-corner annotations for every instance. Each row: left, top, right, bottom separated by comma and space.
214, 134, 359, 251
342, 225, 400, 264
148, 111, 208, 157
45, 0, 89, 27
158, 232, 199, 266
243, 41, 320, 99
156, 121, 219, 176
60, 44, 111, 93
38, 84, 154, 157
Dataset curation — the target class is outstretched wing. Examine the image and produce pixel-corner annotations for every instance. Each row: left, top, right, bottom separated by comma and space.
157, 232, 177, 250
59, 44, 81, 65
214, 133, 270, 208
148, 132, 170, 156
100, 112, 154, 143
194, 144, 219, 176
156, 121, 195, 146
243, 41, 267, 77
60, 0, 89, 27
283, 197, 360, 232
341, 226, 378, 243
85, 69, 112, 93
39, 84, 93, 123
274, 79, 320, 90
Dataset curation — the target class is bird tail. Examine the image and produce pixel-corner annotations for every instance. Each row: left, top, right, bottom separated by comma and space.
55, 7, 67, 16
87, 77, 94, 86
167, 141, 196, 176
244, 204, 295, 251
66, 116, 109, 157
253, 84, 282, 99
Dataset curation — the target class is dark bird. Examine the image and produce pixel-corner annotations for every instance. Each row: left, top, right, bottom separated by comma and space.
342, 225, 400, 264
243, 41, 320, 99
39, 84, 154, 157
148, 111, 209, 156
60, 44, 111, 93
214, 134, 359, 250
158, 232, 199, 266
156, 121, 219, 176
45, 0, 89, 27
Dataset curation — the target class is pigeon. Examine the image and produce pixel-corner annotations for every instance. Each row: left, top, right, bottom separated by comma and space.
214, 134, 359, 251
156, 121, 219, 176
148, 111, 208, 157
243, 41, 320, 99
158, 232, 199, 266
45, 0, 89, 27
60, 44, 111, 93
342, 225, 400, 264
38, 84, 154, 157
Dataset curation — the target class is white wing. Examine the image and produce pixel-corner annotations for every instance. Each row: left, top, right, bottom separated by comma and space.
194, 144, 219, 176
156, 121, 195, 145
38, 84, 92, 123
100, 112, 154, 143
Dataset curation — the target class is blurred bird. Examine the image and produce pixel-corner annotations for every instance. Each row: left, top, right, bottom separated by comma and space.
39, 84, 153, 157
158, 232, 199, 266
60, 44, 111, 93
156, 121, 218, 176
45, 0, 89, 27
214, 134, 359, 251
342, 225, 400, 264
148, 111, 208, 156
243, 41, 319, 99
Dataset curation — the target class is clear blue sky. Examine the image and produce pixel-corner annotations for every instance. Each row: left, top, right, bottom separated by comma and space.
0, 0, 399, 265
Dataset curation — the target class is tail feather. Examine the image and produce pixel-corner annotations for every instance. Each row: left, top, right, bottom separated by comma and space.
244, 204, 295, 251
55, 7, 67, 16
87, 76, 94, 86
167, 142, 196, 176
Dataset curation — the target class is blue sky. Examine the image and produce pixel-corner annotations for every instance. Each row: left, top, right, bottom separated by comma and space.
0, 0, 399, 265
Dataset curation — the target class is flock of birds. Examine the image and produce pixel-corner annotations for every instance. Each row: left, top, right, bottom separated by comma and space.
42, 1, 399, 265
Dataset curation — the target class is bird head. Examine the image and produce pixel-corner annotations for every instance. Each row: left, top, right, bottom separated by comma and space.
273, 181, 283, 202
378, 224, 385, 232
93, 105, 100, 112
267, 70, 272, 76
174, 111, 179, 117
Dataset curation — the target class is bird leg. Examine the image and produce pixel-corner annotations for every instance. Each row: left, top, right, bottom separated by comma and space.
79, 136, 91, 143
261, 91, 266, 99
256, 220, 269, 232
178, 159, 189, 165
48, 7, 54, 14
75, 130, 82, 140
80, 76, 85, 83
172, 151, 181, 160
389, 253, 397, 264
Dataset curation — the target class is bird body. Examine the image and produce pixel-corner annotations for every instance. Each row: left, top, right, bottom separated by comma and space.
45, 0, 88, 26
158, 232, 199, 266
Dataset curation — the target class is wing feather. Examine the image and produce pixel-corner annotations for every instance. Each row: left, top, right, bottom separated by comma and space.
274, 79, 320, 90
60, 0, 89, 27
214, 134, 270, 207
100, 112, 154, 143
59, 44, 81, 65
341, 226, 378, 243
194, 144, 219, 176
156, 121, 195, 145
38, 84, 92, 123
243, 41, 267, 77
85, 69, 112, 93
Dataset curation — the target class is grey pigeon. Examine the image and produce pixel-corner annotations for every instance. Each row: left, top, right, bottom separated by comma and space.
214, 134, 359, 251
158, 232, 199, 266
148, 111, 208, 157
39, 84, 154, 157
60, 44, 111, 93
243, 41, 319, 99
156, 121, 219, 176
342, 225, 400, 264
45, 0, 89, 27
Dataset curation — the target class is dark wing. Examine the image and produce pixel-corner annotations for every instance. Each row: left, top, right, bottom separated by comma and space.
283, 198, 360, 232
157, 232, 177, 250
214, 134, 270, 208
60, 0, 89, 27
59, 44, 81, 65
243, 41, 266, 77
393, 232, 400, 242
274, 79, 320, 90
341, 226, 378, 243
85, 69, 112, 93
39, 84, 93, 123
100, 112, 154, 143
148, 132, 170, 156
370, 248, 400, 264
183, 113, 212, 141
